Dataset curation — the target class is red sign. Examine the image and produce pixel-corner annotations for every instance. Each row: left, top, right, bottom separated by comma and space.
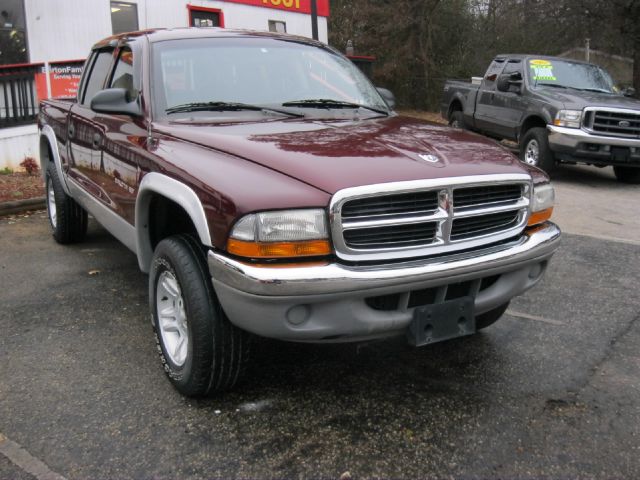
220, 0, 330, 17
35, 61, 84, 100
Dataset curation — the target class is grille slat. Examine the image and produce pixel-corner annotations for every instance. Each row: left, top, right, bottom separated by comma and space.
453, 184, 522, 209
341, 191, 438, 219
344, 222, 437, 249
451, 211, 520, 240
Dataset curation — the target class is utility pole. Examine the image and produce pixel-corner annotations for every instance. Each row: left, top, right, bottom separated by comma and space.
585, 38, 590, 62
310, 0, 319, 40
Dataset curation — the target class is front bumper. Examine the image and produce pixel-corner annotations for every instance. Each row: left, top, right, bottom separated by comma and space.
208, 222, 561, 342
547, 125, 640, 166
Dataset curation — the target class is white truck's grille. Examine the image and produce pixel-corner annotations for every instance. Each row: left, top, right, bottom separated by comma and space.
329, 175, 532, 262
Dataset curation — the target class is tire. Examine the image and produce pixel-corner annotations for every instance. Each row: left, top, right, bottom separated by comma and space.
476, 302, 510, 330
449, 110, 466, 129
45, 162, 88, 244
613, 166, 640, 184
150, 234, 250, 397
520, 127, 556, 173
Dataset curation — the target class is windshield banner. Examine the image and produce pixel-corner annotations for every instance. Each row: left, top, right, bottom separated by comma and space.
529, 59, 556, 81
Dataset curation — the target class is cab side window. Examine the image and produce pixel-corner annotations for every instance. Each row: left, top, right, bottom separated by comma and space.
109, 47, 137, 101
82, 50, 115, 106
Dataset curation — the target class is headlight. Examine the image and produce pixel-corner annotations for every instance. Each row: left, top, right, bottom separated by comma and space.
553, 109, 582, 128
227, 209, 331, 259
528, 183, 555, 226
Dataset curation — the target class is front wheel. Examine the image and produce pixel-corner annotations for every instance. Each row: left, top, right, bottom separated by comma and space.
613, 166, 640, 184
150, 234, 250, 397
520, 127, 556, 173
449, 110, 466, 129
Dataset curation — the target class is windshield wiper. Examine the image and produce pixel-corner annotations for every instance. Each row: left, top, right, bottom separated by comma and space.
575, 87, 613, 94
536, 83, 570, 89
282, 99, 389, 116
166, 101, 304, 118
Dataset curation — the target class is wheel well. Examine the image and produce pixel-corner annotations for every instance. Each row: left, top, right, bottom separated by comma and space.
147, 194, 199, 251
520, 116, 547, 141
449, 100, 463, 119
39, 137, 53, 164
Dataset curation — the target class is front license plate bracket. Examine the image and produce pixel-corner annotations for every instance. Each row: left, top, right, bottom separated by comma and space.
407, 297, 476, 347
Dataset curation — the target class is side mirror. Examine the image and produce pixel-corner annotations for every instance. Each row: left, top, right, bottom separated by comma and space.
622, 86, 636, 98
90, 88, 142, 116
376, 87, 396, 110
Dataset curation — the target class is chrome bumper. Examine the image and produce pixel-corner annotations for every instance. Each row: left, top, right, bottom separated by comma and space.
207, 223, 560, 342
208, 222, 561, 298
547, 125, 640, 149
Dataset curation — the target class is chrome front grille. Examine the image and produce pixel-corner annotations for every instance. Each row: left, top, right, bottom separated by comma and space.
330, 175, 531, 262
583, 107, 640, 138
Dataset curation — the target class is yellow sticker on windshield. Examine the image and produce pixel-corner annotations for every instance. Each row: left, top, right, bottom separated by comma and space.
530, 59, 552, 66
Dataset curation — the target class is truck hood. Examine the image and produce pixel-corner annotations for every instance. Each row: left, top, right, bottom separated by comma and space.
537, 89, 640, 111
154, 115, 538, 194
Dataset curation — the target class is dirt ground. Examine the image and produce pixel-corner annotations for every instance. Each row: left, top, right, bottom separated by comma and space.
0, 173, 44, 203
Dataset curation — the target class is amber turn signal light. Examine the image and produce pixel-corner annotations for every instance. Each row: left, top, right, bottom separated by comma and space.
227, 239, 332, 259
527, 207, 553, 227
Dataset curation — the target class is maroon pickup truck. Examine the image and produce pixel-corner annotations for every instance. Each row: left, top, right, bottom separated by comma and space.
39, 28, 560, 397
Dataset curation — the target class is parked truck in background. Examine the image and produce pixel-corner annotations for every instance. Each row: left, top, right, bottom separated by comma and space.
39, 29, 561, 397
442, 55, 640, 183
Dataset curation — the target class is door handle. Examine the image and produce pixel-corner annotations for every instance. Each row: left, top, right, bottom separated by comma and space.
68, 123, 75, 139
92, 133, 102, 150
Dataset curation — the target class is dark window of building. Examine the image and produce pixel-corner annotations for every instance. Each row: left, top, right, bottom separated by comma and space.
0, 0, 28, 65
111, 1, 138, 35
82, 50, 114, 105
189, 7, 222, 27
268, 20, 286, 33
109, 47, 136, 100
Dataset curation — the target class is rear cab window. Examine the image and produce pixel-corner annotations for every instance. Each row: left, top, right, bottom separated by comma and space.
483, 59, 506, 89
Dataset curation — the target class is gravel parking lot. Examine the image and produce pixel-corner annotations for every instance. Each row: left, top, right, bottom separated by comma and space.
1, 164, 639, 479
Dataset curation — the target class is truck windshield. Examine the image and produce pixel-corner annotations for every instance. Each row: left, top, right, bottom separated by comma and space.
151, 37, 389, 118
527, 58, 616, 94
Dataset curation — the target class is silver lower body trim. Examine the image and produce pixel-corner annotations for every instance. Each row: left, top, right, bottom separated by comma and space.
67, 177, 137, 253
548, 125, 640, 149
208, 222, 561, 342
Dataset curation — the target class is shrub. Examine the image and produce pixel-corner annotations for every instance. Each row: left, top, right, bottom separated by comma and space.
0, 167, 13, 175
20, 157, 40, 175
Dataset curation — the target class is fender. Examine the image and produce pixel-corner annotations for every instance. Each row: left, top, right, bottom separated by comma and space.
136, 172, 213, 273
40, 125, 71, 196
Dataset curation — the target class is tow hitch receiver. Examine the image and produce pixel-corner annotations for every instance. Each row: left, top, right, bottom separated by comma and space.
407, 297, 476, 347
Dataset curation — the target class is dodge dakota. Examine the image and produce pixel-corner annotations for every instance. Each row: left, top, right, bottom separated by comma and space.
442, 54, 640, 183
39, 29, 561, 396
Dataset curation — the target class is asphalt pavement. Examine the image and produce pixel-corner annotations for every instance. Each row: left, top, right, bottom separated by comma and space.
0, 164, 639, 479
